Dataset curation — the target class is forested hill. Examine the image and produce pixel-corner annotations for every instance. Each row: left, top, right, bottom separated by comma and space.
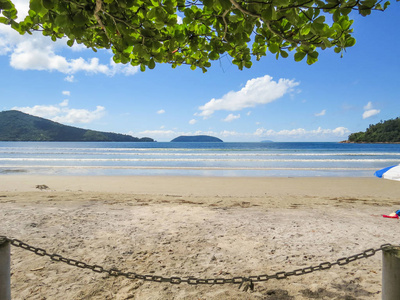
347, 118, 400, 143
0, 110, 154, 142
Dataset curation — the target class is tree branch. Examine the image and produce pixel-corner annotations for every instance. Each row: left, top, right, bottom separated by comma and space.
94, 0, 111, 42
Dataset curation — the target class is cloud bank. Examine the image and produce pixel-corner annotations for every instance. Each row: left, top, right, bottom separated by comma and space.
137, 126, 350, 142
12, 100, 106, 124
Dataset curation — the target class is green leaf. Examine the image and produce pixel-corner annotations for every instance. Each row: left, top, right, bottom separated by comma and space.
278, 0, 290, 6
54, 14, 68, 27
261, 6, 275, 20
148, 58, 156, 69
345, 37, 356, 47
294, 51, 306, 62
0, 0, 14, 10
219, 0, 232, 10
314, 16, 325, 24
209, 51, 219, 60
147, 8, 156, 19
73, 11, 87, 26
306, 52, 318, 65
30, 0, 48, 16
300, 23, 311, 35
30, 0, 43, 13
334, 47, 342, 53
244, 60, 252, 68
41, 0, 54, 10
268, 43, 279, 53
332, 9, 340, 22
0, 16, 9, 24
203, 0, 213, 8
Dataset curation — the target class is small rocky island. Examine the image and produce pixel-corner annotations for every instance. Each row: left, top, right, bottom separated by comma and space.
171, 135, 223, 142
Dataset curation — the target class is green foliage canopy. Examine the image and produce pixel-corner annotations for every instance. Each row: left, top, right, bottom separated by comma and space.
348, 118, 400, 143
0, 0, 395, 72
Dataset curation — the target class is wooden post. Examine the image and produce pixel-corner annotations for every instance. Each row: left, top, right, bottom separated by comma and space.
382, 246, 400, 300
0, 237, 11, 300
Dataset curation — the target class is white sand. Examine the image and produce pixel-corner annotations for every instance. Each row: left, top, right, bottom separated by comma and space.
1, 176, 400, 299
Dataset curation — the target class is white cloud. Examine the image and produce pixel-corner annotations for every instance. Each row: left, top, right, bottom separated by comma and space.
177, 15, 183, 24
52, 106, 105, 124
364, 101, 373, 110
198, 75, 299, 118
12, 100, 106, 124
314, 109, 326, 116
223, 113, 240, 122
8, 0, 30, 20
157, 109, 165, 114
246, 111, 251, 116
64, 75, 75, 82
332, 127, 350, 136
59, 99, 69, 107
362, 102, 380, 119
189, 119, 197, 125
62, 91, 70, 96
363, 109, 380, 119
13, 105, 61, 118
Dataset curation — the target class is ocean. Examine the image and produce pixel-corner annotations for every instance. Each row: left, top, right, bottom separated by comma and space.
0, 141, 399, 177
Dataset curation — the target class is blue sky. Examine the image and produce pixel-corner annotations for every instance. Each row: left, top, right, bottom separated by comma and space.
0, 1, 399, 142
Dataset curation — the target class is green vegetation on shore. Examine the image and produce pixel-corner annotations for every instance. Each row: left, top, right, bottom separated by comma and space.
0, 110, 154, 142
347, 118, 400, 143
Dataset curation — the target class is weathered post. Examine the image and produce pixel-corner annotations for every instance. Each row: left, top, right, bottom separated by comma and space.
0, 236, 11, 300
382, 246, 400, 300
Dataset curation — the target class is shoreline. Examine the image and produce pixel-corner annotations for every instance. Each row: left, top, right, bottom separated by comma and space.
1, 175, 400, 299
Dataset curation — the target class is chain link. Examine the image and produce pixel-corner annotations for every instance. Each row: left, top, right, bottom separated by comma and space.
0, 236, 393, 288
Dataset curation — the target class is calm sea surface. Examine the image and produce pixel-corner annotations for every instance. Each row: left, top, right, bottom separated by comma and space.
0, 141, 399, 177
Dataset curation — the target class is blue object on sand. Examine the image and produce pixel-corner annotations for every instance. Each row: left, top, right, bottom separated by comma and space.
374, 165, 400, 180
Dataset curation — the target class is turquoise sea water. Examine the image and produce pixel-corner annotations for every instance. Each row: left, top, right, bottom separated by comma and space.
0, 141, 399, 177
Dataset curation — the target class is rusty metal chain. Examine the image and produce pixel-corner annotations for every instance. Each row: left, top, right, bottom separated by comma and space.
0, 236, 392, 290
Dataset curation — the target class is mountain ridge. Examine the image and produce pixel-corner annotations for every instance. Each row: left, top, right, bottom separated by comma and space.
0, 110, 154, 142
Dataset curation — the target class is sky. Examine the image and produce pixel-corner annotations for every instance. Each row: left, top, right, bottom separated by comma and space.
0, 1, 399, 142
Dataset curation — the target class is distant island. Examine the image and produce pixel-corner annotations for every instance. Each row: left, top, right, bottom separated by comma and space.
344, 117, 400, 143
171, 135, 223, 142
0, 110, 155, 142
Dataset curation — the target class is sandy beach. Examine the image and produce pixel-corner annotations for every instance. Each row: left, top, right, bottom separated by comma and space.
1, 175, 400, 299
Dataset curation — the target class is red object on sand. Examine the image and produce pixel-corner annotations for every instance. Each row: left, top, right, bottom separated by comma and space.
383, 214, 399, 219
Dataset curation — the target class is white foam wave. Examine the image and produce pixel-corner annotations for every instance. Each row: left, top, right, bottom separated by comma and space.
0, 158, 397, 162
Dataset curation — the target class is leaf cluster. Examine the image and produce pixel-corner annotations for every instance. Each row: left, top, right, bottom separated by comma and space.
0, 0, 394, 71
